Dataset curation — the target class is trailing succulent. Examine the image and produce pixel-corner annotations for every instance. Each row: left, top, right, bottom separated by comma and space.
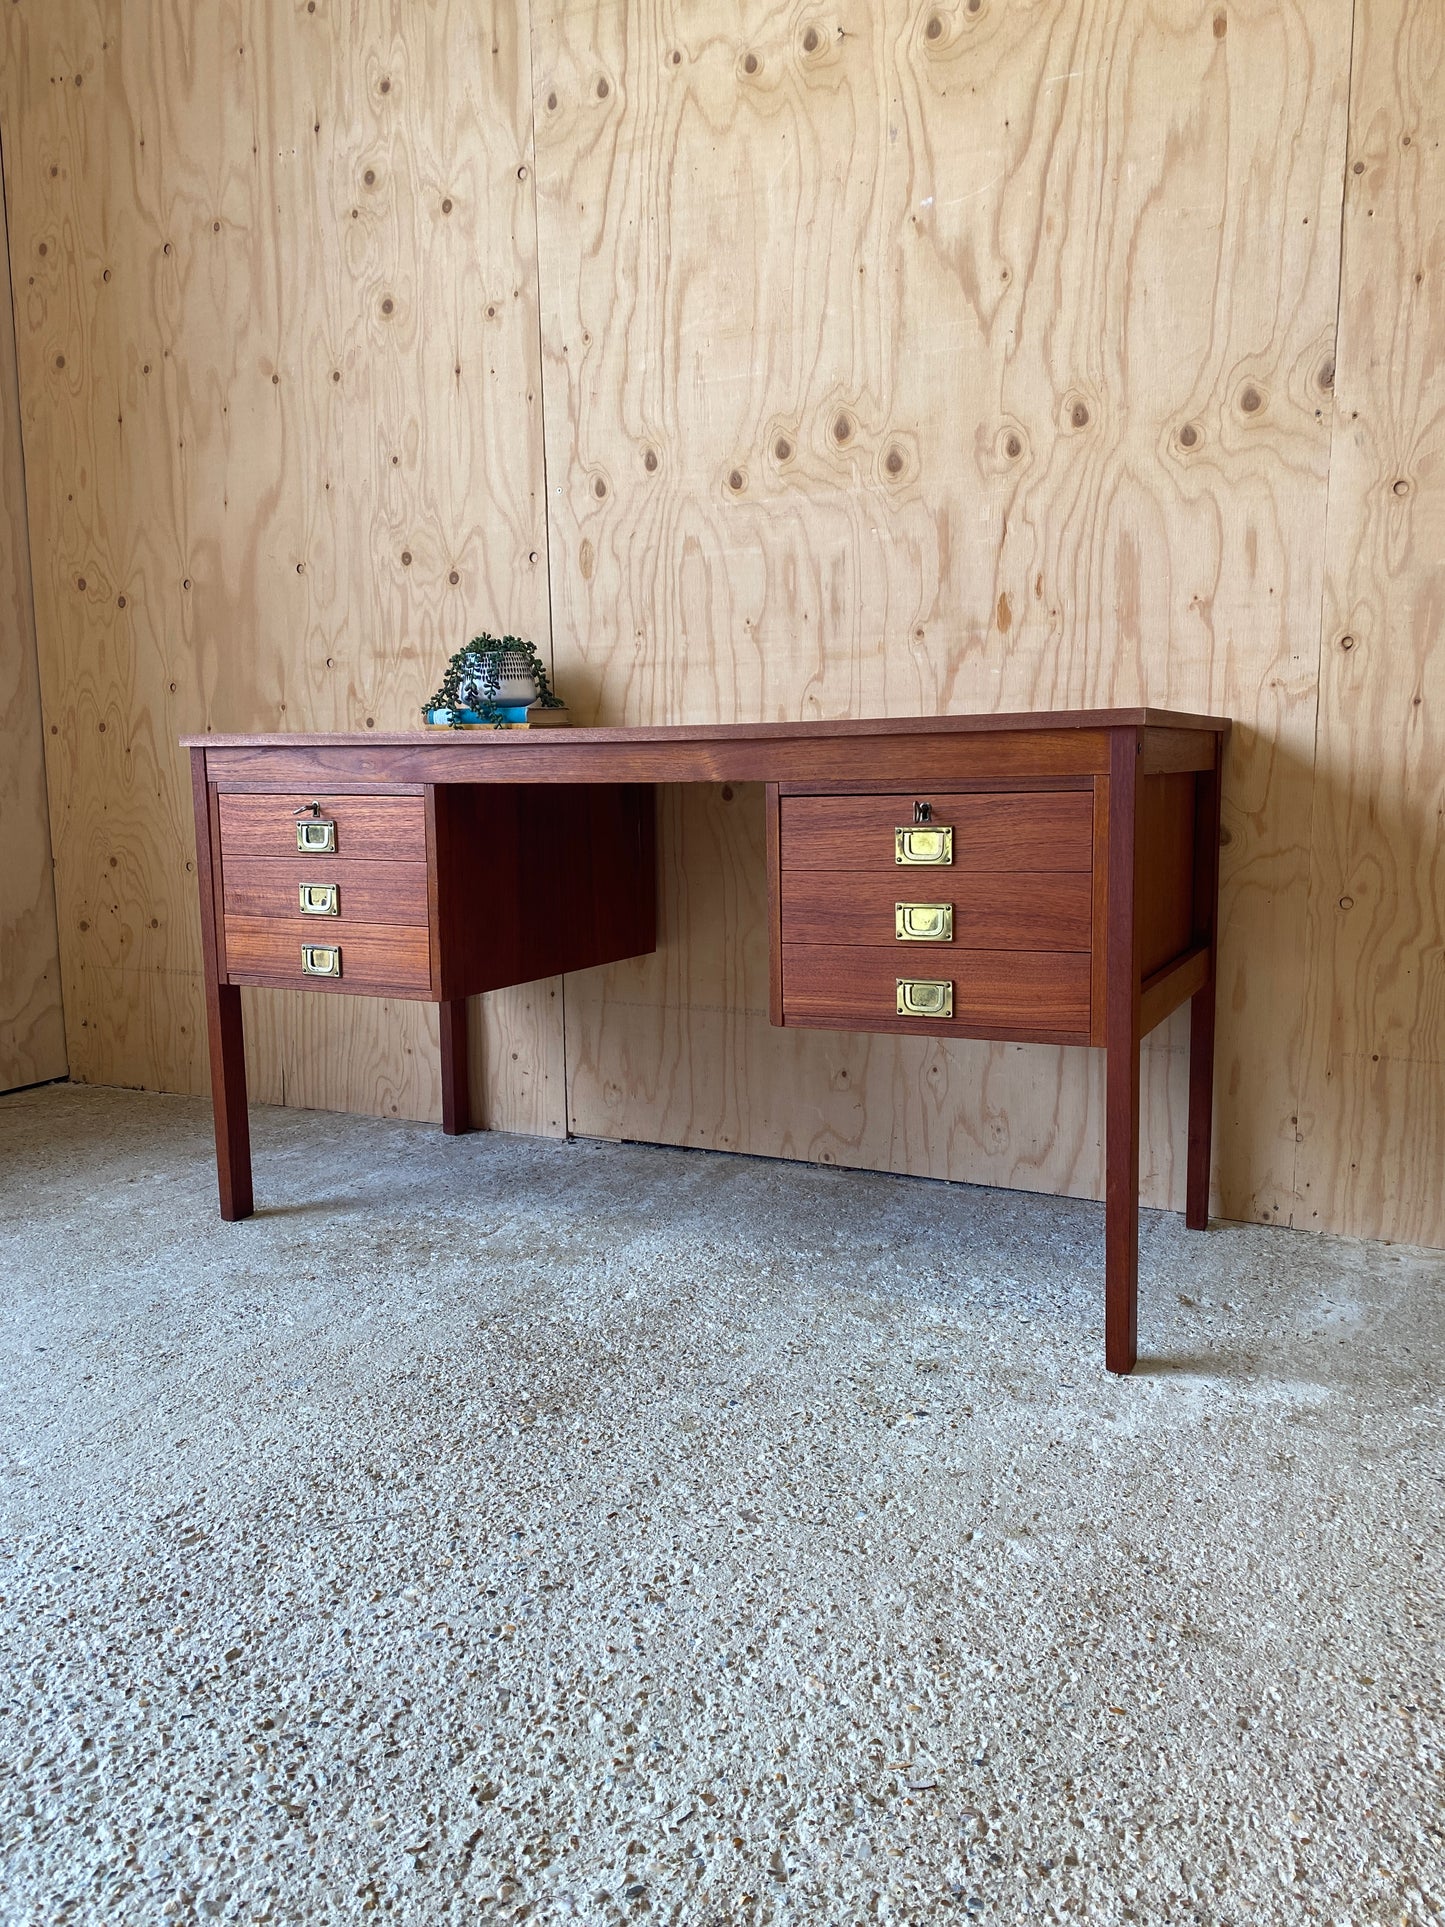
423, 633, 564, 729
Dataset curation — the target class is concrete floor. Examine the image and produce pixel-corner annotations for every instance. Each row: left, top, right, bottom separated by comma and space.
0, 1084, 1440, 1927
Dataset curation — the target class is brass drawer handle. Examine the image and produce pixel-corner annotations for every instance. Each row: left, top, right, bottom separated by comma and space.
299, 882, 339, 917
895, 901, 953, 942
300, 944, 341, 978
896, 977, 953, 1018
895, 825, 952, 865
296, 817, 336, 853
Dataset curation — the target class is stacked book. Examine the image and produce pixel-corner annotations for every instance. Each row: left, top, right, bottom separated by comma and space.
424, 705, 570, 729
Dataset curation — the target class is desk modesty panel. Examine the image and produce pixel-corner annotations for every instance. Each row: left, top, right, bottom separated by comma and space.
185, 710, 1229, 1374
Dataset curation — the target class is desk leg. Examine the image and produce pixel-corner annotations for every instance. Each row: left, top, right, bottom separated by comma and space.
205, 980, 253, 1221
1186, 983, 1216, 1231
439, 998, 473, 1135
192, 749, 253, 1220
1186, 745, 1222, 1233
1103, 730, 1141, 1375
1105, 1031, 1140, 1373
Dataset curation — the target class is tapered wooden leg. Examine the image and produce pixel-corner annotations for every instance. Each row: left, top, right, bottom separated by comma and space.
439, 997, 472, 1135
1186, 980, 1216, 1231
1186, 742, 1223, 1234
1105, 1030, 1140, 1374
1103, 728, 1142, 1375
192, 747, 252, 1220
206, 980, 253, 1221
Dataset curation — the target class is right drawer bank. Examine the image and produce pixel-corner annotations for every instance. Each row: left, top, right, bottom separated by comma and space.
776, 789, 1094, 1043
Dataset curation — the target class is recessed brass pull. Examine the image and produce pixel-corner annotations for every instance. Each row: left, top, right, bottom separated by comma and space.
895, 825, 952, 865
296, 817, 336, 853
300, 944, 341, 978
299, 882, 339, 917
896, 977, 953, 1018
895, 901, 953, 942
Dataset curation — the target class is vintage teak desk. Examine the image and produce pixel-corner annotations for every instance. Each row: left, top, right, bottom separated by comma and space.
185, 710, 1229, 1374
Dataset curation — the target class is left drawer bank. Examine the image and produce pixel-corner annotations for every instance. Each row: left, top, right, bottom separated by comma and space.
217, 791, 435, 996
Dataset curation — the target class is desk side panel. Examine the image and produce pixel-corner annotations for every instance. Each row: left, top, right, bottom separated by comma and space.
433, 782, 655, 997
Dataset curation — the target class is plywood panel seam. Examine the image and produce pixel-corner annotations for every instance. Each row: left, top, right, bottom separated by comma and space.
0, 106, 67, 1090
1292, 0, 1361, 1231
523, 10, 574, 1143
1294, 0, 1445, 1246
523, 7, 562, 699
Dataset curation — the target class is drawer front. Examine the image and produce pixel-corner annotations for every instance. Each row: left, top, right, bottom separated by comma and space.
781, 944, 1091, 1038
779, 791, 1092, 873
781, 870, 1091, 952
222, 856, 430, 927
224, 915, 432, 994
217, 792, 427, 861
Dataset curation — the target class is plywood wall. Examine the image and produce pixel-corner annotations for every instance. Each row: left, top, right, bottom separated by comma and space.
0, 135, 65, 1094
1296, 0, 1444, 1245
0, 0, 561, 1131
531, 0, 1351, 1220
1, 0, 1439, 1249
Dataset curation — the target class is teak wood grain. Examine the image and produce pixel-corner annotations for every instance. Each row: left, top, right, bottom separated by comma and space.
217, 794, 428, 863
1136, 775, 1198, 979
1104, 731, 1143, 1372
778, 792, 1094, 874
191, 753, 251, 1221
781, 944, 1092, 1042
780, 871, 1092, 953
221, 858, 430, 928
185, 711, 1227, 1374
429, 783, 655, 1000
1187, 740, 1225, 1232
189, 709, 1222, 748
224, 917, 433, 997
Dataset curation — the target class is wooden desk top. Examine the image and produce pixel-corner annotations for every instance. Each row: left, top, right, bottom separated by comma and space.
186, 708, 1229, 786
184, 707, 1230, 751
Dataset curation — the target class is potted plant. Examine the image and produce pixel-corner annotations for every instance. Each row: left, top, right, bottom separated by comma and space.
423, 633, 567, 728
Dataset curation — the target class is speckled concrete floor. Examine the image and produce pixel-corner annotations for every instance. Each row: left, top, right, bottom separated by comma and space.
0, 1083, 1440, 1927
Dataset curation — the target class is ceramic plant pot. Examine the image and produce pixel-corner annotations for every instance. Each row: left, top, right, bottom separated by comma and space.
467, 646, 538, 711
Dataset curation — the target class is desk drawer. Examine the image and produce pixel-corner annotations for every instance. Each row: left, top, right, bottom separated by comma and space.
781, 943, 1090, 1038
217, 792, 427, 861
781, 869, 1091, 951
779, 791, 1092, 873
222, 856, 430, 927
224, 915, 432, 994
